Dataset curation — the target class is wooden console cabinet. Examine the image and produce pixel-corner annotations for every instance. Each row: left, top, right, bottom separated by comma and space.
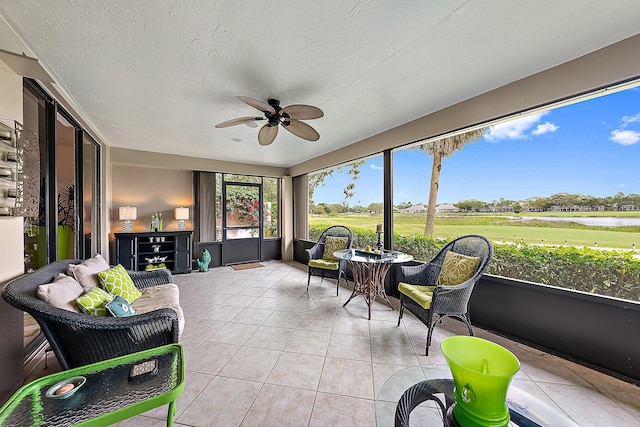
114, 231, 192, 274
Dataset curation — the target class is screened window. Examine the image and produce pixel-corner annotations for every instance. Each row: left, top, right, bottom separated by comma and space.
308, 155, 383, 248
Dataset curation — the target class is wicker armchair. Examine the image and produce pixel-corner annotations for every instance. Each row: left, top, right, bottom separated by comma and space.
2, 260, 180, 370
306, 225, 353, 295
397, 235, 493, 355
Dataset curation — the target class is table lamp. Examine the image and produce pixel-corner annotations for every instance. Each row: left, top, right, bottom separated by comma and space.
441, 336, 520, 427
175, 207, 189, 231
118, 206, 137, 232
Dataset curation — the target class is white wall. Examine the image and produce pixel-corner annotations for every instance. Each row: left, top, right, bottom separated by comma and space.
0, 59, 24, 282
109, 164, 193, 261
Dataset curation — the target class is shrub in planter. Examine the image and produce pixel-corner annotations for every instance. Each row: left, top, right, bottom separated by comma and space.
490, 243, 640, 301
308, 226, 640, 302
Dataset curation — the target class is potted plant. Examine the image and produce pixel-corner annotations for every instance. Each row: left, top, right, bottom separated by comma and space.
57, 185, 75, 259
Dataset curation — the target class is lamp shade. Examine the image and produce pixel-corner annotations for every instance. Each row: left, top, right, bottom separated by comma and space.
119, 206, 137, 221
175, 207, 189, 220
441, 336, 520, 427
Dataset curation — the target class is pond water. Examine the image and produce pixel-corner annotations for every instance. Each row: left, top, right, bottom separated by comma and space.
519, 216, 640, 227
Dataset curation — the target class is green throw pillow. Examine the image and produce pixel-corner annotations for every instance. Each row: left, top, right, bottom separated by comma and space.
322, 236, 349, 262
98, 264, 142, 304
435, 251, 481, 286
76, 287, 114, 317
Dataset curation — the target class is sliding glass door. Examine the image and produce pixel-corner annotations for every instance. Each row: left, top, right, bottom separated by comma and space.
21, 79, 101, 358
55, 111, 76, 260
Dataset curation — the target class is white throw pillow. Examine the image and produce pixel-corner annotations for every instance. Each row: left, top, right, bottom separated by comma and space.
66, 254, 110, 291
37, 273, 84, 312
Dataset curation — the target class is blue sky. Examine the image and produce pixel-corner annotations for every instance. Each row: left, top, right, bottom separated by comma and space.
313, 86, 640, 207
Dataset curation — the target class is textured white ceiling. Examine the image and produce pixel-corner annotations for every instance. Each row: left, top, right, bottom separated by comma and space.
1, 1, 639, 168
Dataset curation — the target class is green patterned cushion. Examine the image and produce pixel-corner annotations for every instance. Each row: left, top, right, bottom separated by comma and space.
398, 282, 435, 309
98, 264, 142, 304
322, 236, 348, 261
76, 287, 114, 316
435, 251, 481, 286
309, 258, 340, 270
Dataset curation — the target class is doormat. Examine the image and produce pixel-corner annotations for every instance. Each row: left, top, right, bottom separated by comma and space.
229, 263, 265, 271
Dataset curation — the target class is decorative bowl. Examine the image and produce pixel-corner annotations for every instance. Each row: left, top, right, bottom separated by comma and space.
45, 376, 86, 399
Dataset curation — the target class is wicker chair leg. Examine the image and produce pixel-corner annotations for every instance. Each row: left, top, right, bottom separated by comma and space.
464, 315, 474, 336
397, 303, 404, 326
307, 271, 311, 292
425, 324, 435, 356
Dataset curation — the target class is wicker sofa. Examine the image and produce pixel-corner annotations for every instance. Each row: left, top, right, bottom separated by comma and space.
2, 259, 181, 370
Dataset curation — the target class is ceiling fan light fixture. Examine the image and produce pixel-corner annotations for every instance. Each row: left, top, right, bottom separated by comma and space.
216, 96, 323, 145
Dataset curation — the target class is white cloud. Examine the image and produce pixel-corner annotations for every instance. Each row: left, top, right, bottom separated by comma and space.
621, 113, 640, 128
532, 122, 559, 135
370, 164, 383, 170
486, 112, 555, 141
609, 129, 640, 145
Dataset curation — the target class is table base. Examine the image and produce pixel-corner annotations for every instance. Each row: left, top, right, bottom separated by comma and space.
445, 405, 461, 427
343, 260, 394, 319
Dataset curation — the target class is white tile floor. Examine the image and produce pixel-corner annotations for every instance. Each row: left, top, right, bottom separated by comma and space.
100, 261, 638, 425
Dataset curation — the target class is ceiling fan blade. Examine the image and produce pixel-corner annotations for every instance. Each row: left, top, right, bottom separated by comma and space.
258, 124, 278, 146
237, 96, 275, 114
215, 116, 264, 128
282, 119, 320, 141
282, 104, 324, 120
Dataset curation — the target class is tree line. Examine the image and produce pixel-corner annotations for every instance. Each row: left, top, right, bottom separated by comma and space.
455, 192, 640, 212
310, 192, 640, 215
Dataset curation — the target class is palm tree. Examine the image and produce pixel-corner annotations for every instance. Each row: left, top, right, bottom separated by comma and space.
417, 129, 486, 235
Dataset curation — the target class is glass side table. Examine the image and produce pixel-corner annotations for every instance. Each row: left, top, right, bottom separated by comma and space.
334, 249, 414, 319
0, 344, 184, 427
375, 366, 579, 426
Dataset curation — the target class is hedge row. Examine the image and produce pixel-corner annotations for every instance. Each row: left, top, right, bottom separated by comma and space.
309, 226, 640, 302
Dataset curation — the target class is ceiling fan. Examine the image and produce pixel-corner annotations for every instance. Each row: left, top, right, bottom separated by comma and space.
215, 96, 324, 146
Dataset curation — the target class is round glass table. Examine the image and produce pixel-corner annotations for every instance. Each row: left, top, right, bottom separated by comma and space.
375, 366, 579, 426
333, 248, 413, 320
0, 344, 184, 427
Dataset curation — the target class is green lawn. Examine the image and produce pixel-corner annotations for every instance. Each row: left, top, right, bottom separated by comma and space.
309, 213, 640, 249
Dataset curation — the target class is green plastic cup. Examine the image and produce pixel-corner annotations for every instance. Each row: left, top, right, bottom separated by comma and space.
441, 336, 520, 427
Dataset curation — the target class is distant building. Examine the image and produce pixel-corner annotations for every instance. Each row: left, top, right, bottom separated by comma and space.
400, 204, 428, 213
435, 203, 460, 213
